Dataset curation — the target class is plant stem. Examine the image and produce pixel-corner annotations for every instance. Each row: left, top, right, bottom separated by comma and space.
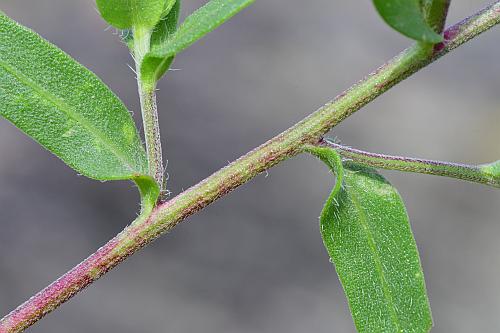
134, 26, 165, 193
319, 139, 500, 188
2, 2, 500, 332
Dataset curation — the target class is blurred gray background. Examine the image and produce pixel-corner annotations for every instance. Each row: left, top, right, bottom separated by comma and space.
1, 1, 500, 332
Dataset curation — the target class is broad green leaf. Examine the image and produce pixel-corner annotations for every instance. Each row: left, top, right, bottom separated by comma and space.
373, 0, 443, 43
141, 0, 254, 83
320, 163, 432, 333
0, 13, 159, 208
96, 0, 167, 29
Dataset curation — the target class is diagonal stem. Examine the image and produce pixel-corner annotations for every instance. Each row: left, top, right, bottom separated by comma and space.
320, 139, 500, 188
1, 2, 500, 332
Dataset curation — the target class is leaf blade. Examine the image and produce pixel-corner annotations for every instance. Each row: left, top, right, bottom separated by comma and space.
0, 13, 147, 181
141, 0, 254, 82
373, 0, 443, 43
96, 0, 167, 29
321, 164, 432, 332
139, 0, 181, 83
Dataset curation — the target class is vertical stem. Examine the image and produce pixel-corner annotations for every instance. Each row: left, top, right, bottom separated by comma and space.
133, 26, 165, 193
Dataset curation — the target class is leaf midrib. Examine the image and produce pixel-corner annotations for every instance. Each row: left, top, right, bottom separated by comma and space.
347, 182, 402, 332
0, 58, 138, 174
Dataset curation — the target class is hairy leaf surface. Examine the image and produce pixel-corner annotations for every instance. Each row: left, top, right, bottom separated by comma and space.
0, 13, 159, 207
373, 0, 443, 43
141, 0, 254, 82
320, 161, 432, 332
96, 0, 167, 29
140, 0, 181, 83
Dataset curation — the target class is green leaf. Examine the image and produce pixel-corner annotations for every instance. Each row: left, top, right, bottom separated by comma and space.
151, 0, 181, 49
481, 160, 500, 184
320, 162, 432, 332
161, 0, 177, 19
307, 146, 344, 198
373, 0, 443, 43
141, 0, 254, 83
96, 0, 167, 29
0, 13, 159, 209
142, 0, 181, 83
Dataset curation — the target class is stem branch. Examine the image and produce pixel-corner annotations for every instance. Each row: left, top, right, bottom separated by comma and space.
320, 139, 500, 188
1, 2, 499, 332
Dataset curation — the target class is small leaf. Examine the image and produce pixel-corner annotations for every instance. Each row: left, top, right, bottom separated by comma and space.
0, 13, 159, 208
96, 0, 167, 29
151, 0, 181, 49
481, 160, 500, 184
320, 162, 432, 332
139, 0, 181, 83
373, 0, 443, 43
161, 0, 177, 19
135, 175, 161, 213
141, 0, 254, 83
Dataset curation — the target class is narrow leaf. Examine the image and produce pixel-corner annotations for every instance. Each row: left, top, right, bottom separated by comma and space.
481, 160, 500, 184
373, 0, 443, 43
96, 0, 167, 29
161, 0, 177, 19
0, 13, 159, 208
141, 0, 254, 83
321, 163, 432, 332
307, 146, 344, 198
151, 0, 181, 50
139, 0, 181, 83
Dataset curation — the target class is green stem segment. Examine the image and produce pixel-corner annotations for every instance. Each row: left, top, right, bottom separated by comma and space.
1, 2, 499, 332
134, 26, 165, 194
320, 139, 500, 188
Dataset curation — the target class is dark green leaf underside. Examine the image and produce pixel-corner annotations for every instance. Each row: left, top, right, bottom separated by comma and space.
321, 163, 432, 332
0, 13, 148, 181
373, 0, 443, 43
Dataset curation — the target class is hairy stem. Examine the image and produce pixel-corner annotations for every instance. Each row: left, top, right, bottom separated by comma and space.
134, 26, 165, 192
2, 2, 500, 332
320, 139, 500, 188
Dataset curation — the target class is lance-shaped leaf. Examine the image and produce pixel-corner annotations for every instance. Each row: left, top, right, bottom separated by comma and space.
0, 13, 159, 207
161, 0, 177, 19
318, 156, 432, 332
480, 160, 500, 186
135, 0, 181, 83
141, 0, 254, 83
121, 1, 180, 58
373, 0, 443, 43
96, 0, 167, 29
